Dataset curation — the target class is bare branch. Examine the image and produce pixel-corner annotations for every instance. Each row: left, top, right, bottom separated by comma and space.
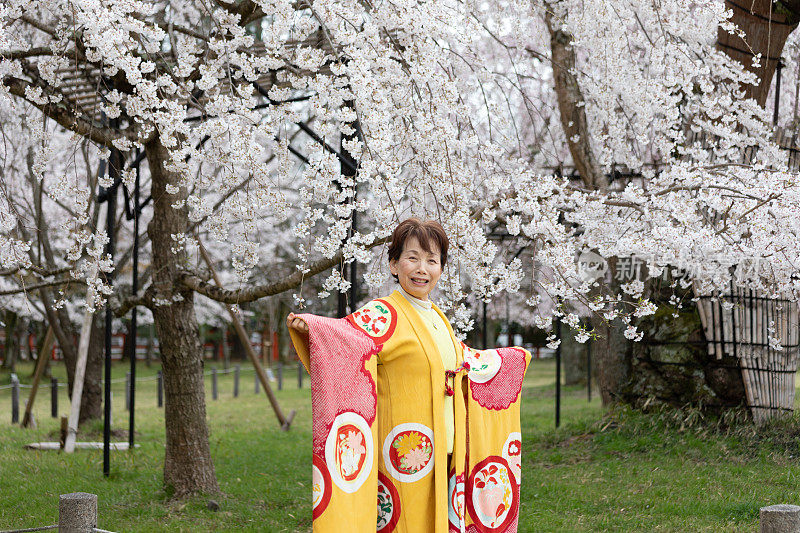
0, 265, 72, 278
114, 284, 155, 316
0, 277, 83, 297
19, 16, 58, 38
211, 0, 266, 25
181, 236, 390, 304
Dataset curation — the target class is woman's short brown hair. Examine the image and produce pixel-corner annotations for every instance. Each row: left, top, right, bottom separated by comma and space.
388, 218, 449, 280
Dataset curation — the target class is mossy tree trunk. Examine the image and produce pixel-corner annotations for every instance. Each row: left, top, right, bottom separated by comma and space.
615, 282, 747, 413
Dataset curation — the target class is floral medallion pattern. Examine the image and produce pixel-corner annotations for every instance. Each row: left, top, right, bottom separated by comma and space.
382, 423, 435, 483
448, 470, 465, 531
347, 299, 397, 344
377, 471, 401, 532
325, 412, 373, 493
462, 345, 502, 383
466, 456, 519, 533
502, 432, 522, 484
311, 454, 332, 519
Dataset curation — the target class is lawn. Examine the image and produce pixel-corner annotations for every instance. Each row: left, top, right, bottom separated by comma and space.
1, 358, 799, 532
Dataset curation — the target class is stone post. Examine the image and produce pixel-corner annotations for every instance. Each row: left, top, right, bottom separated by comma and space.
10, 373, 19, 424
761, 504, 800, 533
58, 492, 97, 532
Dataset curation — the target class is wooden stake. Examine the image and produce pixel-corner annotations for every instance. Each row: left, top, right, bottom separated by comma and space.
21, 326, 55, 428
197, 241, 295, 430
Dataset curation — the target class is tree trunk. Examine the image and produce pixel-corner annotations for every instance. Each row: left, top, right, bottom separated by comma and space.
79, 313, 104, 424
562, 327, 590, 386
29, 325, 51, 378
146, 137, 218, 497
2, 310, 19, 371
591, 313, 633, 405
717, 0, 800, 107
145, 323, 154, 368
43, 291, 103, 425
277, 299, 289, 363
621, 282, 747, 413
223, 328, 233, 368
545, 4, 608, 190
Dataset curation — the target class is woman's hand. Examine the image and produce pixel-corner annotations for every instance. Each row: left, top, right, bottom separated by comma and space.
286, 313, 309, 337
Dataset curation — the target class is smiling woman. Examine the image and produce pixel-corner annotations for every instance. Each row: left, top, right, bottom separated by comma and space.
286, 218, 531, 532
387, 218, 449, 301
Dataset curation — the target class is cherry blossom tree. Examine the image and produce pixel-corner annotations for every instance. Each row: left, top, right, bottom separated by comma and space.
462, 0, 800, 408
3, 0, 800, 495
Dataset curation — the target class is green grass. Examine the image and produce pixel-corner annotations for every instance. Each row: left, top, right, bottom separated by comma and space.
1, 358, 800, 531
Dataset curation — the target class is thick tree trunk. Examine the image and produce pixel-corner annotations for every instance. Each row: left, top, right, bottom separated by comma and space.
717, 0, 800, 107
145, 323, 154, 367
621, 283, 747, 413
146, 137, 218, 497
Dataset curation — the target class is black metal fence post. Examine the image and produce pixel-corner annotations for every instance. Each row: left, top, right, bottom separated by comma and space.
157, 371, 163, 407
127, 151, 141, 450
277, 362, 283, 391
234, 364, 240, 398
254, 372, 260, 394
51, 377, 58, 418
586, 337, 592, 402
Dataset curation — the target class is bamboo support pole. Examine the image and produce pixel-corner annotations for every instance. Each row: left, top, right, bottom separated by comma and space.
197, 241, 295, 430
21, 326, 55, 428
695, 294, 714, 358
739, 302, 757, 423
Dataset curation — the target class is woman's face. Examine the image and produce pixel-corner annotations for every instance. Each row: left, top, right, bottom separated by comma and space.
389, 236, 442, 301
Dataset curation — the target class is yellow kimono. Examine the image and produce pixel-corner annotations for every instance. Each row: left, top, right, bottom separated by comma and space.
290, 290, 531, 533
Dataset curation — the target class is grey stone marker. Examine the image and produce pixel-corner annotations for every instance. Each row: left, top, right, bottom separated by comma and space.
212, 367, 218, 400
59, 492, 97, 532
10, 373, 19, 424
761, 504, 800, 533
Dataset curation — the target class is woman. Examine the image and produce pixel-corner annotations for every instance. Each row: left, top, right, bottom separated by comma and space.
288, 218, 530, 533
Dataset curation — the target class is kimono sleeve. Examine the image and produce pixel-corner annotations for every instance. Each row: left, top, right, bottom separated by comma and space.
460, 344, 531, 533
289, 313, 381, 532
